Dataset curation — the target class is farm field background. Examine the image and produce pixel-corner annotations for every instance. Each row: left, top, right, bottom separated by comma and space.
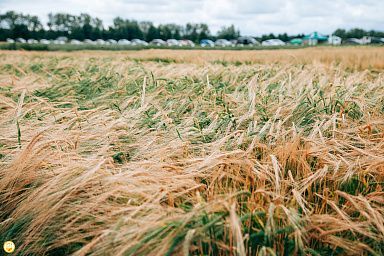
0, 47, 384, 255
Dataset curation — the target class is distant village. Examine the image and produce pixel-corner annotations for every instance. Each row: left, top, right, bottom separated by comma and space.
1, 11, 384, 48
5, 32, 384, 48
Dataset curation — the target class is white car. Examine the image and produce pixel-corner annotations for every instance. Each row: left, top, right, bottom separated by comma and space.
40, 39, 51, 44
117, 39, 131, 45
150, 39, 166, 46
84, 39, 96, 45
107, 39, 117, 44
53, 40, 65, 45
166, 39, 180, 47
56, 36, 68, 42
16, 38, 26, 43
215, 39, 232, 47
131, 39, 148, 46
179, 40, 195, 47
95, 39, 106, 45
27, 39, 39, 44
70, 39, 82, 45
261, 39, 286, 46
6, 38, 15, 43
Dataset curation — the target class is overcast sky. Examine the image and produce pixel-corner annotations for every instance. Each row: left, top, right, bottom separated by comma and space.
0, 0, 383, 35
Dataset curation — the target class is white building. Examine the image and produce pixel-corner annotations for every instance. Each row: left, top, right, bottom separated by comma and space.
328, 35, 342, 45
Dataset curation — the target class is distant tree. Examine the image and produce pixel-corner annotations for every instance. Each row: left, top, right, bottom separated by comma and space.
261, 33, 276, 41
277, 33, 289, 42
146, 25, 160, 41
333, 28, 347, 39
347, 28, 365, 39
111, 17, 143, 40
0, 11, 43, 39
197, 23, 210, 41
139, 21, 152, 40
1, 10, 384, 43
217, 25, 240, 40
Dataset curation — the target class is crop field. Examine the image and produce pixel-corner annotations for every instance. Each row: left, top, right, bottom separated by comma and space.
0, 47, 384, 255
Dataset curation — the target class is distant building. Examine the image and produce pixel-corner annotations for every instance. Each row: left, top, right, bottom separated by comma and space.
289, 38, 303, 46
303, 32, 328, 45
360, 36, 371, 45
345, 38, 362, 45
328, 35, 342, 45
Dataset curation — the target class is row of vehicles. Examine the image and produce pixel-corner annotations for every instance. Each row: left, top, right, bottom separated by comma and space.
5, 35, 384, 47
5, 37, 286, 47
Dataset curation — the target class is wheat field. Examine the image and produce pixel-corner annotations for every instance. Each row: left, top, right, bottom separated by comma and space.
0, 47, 384, 255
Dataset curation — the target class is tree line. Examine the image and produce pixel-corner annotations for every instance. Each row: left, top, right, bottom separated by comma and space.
1, 11, 383, 43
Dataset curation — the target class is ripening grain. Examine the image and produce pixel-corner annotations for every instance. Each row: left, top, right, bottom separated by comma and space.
0, 48, 383, 255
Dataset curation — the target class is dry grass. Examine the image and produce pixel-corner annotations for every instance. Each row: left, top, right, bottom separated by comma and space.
0, 47, 383, 255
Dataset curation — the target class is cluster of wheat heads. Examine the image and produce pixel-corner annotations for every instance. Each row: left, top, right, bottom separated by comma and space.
0, 50, 383, 255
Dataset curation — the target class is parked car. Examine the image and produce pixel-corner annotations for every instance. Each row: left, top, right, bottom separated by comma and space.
70, 39, 82, 45
200, 39, 214, 47
6, 38, 15, 43
261, 39, 286, 46
179, 40, 195, 47
150, 39, 166, 46
237, 36, 259, 46
16, 38, 26, 43
230, 39, 237, 46
83, 39, 95, 45
166, 39, 180, 47
56, 36, 68, 43
53, 39, 65, 45
27, 39, 39, 44
215, 39, 232, 47
107, 39, 117, 44
344, 38, 362, 45
131, 39, 148, 46
95, 39, 106, 45
117, 39, 131, 45
40, 39, 51, 44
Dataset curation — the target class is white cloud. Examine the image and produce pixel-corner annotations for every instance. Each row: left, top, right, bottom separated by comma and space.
0, 0, 383, 35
